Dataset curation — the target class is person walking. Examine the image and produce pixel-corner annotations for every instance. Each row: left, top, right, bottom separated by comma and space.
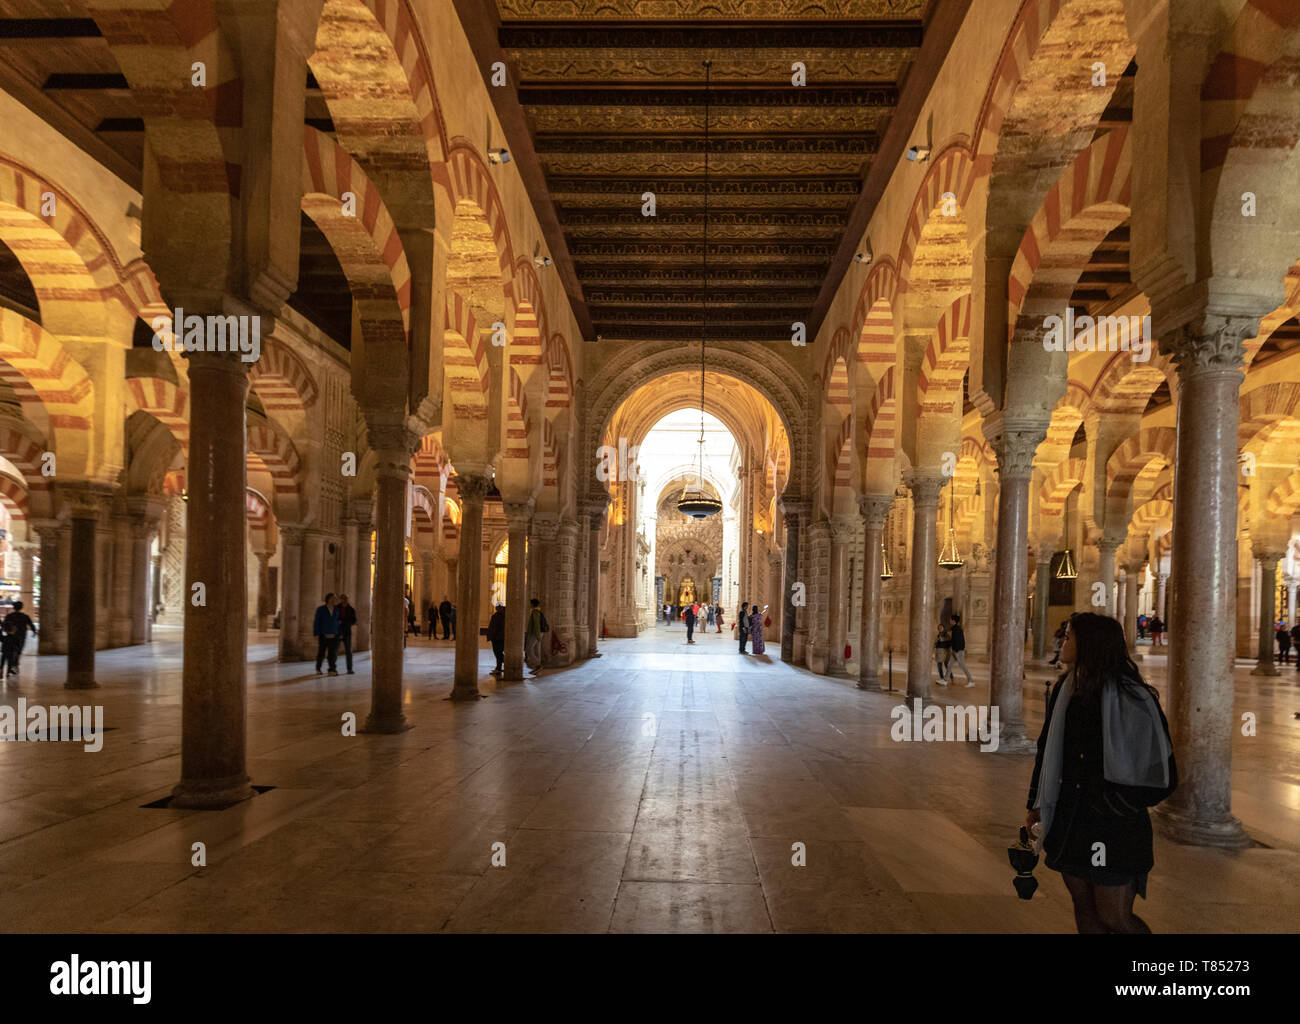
748, 602, 768, 655
427, 602, 438, 638
683, 602, 697, 644
706, 603, 715, 631
1025, 612, 1177, 933
1277, 622, 1292, 666
715, 603, 724, 633
487, 603, 506, 675
1137, 614, 1147, 640
1149, 616, 1164, 647
439, 596, 452, 640
313, 593, 341, 675
402, 594, 411, 650
934, 623, 952, 684
1292, 622, 1300, 670
737, 601, 749, 654
448, 602, 457, 640
1048, 621, 1067, 667
947, 613, 973, 686
337, 594, 357, 674
1, 600, 37, 678
525, 598, 546, 675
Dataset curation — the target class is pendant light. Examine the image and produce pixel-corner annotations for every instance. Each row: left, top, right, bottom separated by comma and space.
1055, 500, 1078, 580
676, 59, 722, 521
937, 481, 964, 570
879, 537, 893, 580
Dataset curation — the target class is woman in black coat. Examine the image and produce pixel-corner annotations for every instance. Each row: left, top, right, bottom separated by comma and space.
1025, 612, 1177, 933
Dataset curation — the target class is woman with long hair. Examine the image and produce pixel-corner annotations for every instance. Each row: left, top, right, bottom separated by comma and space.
1025, 612, 1177, 933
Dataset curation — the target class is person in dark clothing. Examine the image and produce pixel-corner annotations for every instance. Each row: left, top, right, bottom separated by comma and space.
1, 601, 37, 678
1276, 623, 1292, 665
933, 623, 951, 683
439, 597, 452, 640
1292, 623, 1300, 670
715, 603, 724, 633
683, 602, 697, 644
486, 604, 506, 674
426, 603, 436, 638
1026, 612, 1177, 933
737, 602, 749, 654
336, 594, 357, 674
313, 593, 341, 675
448, 603, 457, 640
947, 613, 972, 686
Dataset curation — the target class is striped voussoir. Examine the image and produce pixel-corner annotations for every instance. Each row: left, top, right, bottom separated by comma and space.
446, 143, 515, 282
246, 417, 303, 521
895, 145, 976, 293
125, 376, 189, 454
443, 290, 491, 418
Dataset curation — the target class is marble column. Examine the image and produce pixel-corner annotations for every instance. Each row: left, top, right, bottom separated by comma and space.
352, 500, 373, 653
857, 494, 892, 690
254, 551, 273, 630
129, 512, 155, 644
450, 471, 490, 699
1032, 554, 1052, 660
502, 500, 532, 680
366, 435, 415, 729
33, 521, 60, 652
581, 495, 609, 658
171, 349, 254, 808
278, 525, 304, 661
904, 471, 943, 700
1096, 537, 1122, 618
533, 516, 559, 666
1251, 550, 1283, 676
779, 500, 808, 663
110, 512, 134, 647
17, 541, 37, 611
297, 529, 325, 658
828, 515, 856, 673
556, 518, 580, 664
1155, 572, 1168, 634
1124, 562, 1142, 656
986, 426, 1043, 753
1153, 316, 1255, 848
64, 494, 102, 689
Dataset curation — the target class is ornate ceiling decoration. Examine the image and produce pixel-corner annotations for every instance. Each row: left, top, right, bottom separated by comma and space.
495, 3, 928, 342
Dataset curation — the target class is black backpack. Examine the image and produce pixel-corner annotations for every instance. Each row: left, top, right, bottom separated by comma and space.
538, 610, 550, 633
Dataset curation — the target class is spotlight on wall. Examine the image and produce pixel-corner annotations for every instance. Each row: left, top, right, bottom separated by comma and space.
905, 144, 931, 162
854, 248, 873, 265
487, 147, 511, 164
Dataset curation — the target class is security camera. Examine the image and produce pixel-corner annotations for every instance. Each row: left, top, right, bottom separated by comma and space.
533, 255, 553, 268
854, 250, 873, 265
487, 148, 511, 165
905, 145, 931, 162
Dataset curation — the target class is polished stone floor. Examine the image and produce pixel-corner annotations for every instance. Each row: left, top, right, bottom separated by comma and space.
1, 623, 1297, 933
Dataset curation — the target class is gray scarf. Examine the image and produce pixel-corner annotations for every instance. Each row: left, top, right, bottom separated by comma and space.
1034, 668, 1171, 846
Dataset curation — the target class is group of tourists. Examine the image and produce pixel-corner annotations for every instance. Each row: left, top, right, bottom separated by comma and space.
662, 601, 725, 632
485, 599, 549, 677
404, 596, 456, 640
1276, 621, 1300, 665
311, 592, 357, 675
932, 614, 972, 686
734, 602, 769, 655
1135, 615, 1166, 645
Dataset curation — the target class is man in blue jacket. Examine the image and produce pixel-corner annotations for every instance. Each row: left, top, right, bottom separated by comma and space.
313, 592, 340, 675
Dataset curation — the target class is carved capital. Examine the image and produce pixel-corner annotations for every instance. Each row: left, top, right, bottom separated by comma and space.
990, 430, 1043, 481
830, 513, 859, 544
580, 493, 610, 526
1254, 549, 1287, 567
903, 470, 945, 507
504, 499, 535, 531
1161, 314, 1255, 377
454, 473, 492, 505
778, 496, 811, 521
279, 523, 306, 547
59, 481, 115, 520
350, 498, 374, 532
533, 515, 560, 542
859, 493, 893, 529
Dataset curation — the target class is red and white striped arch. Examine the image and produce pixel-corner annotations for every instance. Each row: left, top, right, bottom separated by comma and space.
896, 144, 976, 292
1105, 427, 1176, 523
446, 142, 515, 282
918, 293, 971, 418
125, 375, 189, 454
246, 417, 303, 522
248, 334, 318, 429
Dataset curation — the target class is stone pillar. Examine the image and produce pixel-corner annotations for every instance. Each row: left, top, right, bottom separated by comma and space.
1251, 550, 1283, 677
129, 511, 156, 645
555, 518, 580, 664
904, 471, 943, 700
1153, 316, 1255, 848
419, 551, 434, 628
502, 500, 532, 680
1155, 572, 1168, 626
33, 521, 60, 651
352, 500, 373, 653
1124, 562, 1142, 656
64, 494, 103, 689
532, 516, 559, 665
828, 515, 856, 673
17, 541, 37, 611
581, 495, 609, 658
1096, 537, 1122, 618
108, 512, 134, 647
857, 494, 892, 690
278, 525, 304, 661
254, 551, 273, 630
451, 471, 489, 699
297, 529, 325, 657
171, 349, 254, 808
985, 425, 1043, 753
1032, 554, 1052, 660
779, 500, 807, 663
805, 519, 831, 672
341, 514, 358, 606
366, 434, 415, 728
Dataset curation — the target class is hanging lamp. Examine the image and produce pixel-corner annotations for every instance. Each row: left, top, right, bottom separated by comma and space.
937, 481, 964, 570
1055, 501, 1078, 580
676, 59, 722, 521
879, 536, 893, 580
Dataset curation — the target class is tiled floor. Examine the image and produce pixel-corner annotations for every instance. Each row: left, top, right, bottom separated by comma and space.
1, 624, 1297, 933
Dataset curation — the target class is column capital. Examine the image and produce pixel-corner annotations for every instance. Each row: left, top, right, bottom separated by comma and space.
807, 517, 831, 542
1095, 534, 1125, 554
350, 498, 374, 530
454, 472, 492, 503
503, 498, 535, 529
1160, 313, 1257, 377
903, 470, 945, 506
533, 514, 560, 541
982, 420, 1047, 481
579, 493, 610, 523
778, 497, 811, 519
1254, 548, 1287, 566
858, 493, 893, 528
57, 481, 116, 519
279, 522, 307, 547
830, 513, 860, 543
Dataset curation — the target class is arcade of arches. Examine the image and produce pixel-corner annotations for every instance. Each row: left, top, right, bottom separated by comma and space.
0, 0, 1298, 934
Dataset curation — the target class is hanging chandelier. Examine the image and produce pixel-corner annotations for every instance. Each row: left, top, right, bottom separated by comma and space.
937, 480, 964, 570
879, 537, 893, 580
1055, 501, 1078, 580
676, 59, 722, 521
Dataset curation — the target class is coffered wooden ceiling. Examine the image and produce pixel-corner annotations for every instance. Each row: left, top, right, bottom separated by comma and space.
465, 0, 968, 342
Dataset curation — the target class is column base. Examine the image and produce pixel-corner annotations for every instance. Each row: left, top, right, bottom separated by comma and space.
1250, 662, 1280, 677
170, 775, 255, 810
856, 675, 884, 692
447, 685, 484, 701
362, 711, 411, 733
1153, 803, 1252, 849
988, 728, 1036, 756
64, 674, 100, 690
502, 668, 524, 682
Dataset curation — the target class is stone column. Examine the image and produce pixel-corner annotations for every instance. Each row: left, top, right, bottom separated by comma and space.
555, 518, 580, 664
109, 511, 134, 647
828, 514, 856, 673
33, 520, 60, 652
254, 551, 273, 630
341, 514, 358, 606
857, 494, 892, 690
297, 529, 325, 657
1153, 316, 1255, 848
904, 471, 943, 700
450, 471, 490, 699
1124, 562, 1142, 656
353, 500, 373, 653
64, 492, 103, 689
129, 510, 156, 645
366, 433, 415, 728
171, 349, 254, 808
533, 516, 559, 665
581, 495, 609, 658
1032, 554, 1052, 660
1096, 537, 1122, 618
779, 500, 807, 663
1155, 572, 1168, 625
1251, 549, 1283, 676
502, 500, 532, 680
17, 541, 37, 611
277, 525, 304, 660
985, 425, 1043, 753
